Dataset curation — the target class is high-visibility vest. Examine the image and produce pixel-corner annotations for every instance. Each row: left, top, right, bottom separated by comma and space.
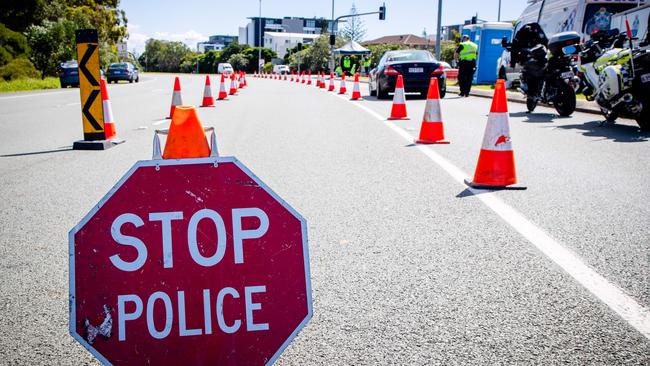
343, 57, 351, 68
459, 41, 478, 61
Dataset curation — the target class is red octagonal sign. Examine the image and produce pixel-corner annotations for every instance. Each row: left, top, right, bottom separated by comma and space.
69, 157, 312, 365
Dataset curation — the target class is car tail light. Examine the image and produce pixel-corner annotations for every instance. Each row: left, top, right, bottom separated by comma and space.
431, 65, 444, 75
384, 66, 400, 75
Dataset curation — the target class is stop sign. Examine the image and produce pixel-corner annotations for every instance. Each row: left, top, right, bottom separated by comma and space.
69, 157, 312, 365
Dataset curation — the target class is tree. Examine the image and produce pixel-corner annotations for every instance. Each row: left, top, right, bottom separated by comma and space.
228, 53, 248, 71
139, 39, 192, 72
339, 2, 366, 42
0, 23, 30, 66
366, 43, 406, 66
241, 47, 276, 72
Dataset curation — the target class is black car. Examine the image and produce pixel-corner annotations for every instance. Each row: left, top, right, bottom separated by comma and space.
369, 50, 446, 99
106, 62, 139, 83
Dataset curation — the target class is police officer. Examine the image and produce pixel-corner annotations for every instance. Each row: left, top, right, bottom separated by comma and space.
454, 35, 478, 97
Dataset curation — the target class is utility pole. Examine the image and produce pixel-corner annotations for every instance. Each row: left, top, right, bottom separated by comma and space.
435, 0, 442, 60
330, 0, 335, 72
498, 0, 502, 21
258, 0, 262, 73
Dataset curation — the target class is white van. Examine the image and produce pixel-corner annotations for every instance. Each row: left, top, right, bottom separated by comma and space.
217, 63, 234, 75
273, 65, 290, 74
497, 0, 647, 85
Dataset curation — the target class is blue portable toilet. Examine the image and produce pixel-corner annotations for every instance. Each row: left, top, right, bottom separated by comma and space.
462, 22, 513, 84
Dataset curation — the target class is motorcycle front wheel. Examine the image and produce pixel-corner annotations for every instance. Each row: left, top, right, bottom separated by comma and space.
526, 97, 537, 112
554, 82, 576, 117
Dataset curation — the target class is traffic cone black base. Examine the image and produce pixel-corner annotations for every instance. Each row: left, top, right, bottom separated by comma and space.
464, 179, 527, 190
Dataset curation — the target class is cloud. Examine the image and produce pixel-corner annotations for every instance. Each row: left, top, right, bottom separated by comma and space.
126, 29, 208, 54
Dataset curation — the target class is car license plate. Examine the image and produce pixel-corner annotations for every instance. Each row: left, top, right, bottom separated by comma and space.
561, 71, 574, 78
409, 67, 423, 73
641, 73, 650, 83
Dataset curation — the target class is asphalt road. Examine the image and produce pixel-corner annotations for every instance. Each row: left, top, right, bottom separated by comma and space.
0, 73, 649, 365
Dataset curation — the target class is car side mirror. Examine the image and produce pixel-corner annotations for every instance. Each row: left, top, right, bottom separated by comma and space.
501, 37, 511, 49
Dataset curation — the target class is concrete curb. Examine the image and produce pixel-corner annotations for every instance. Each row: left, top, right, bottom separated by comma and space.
446, 85, 600, 115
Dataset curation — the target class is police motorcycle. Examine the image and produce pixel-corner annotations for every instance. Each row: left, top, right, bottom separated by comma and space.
502, 23, 580, 117
576, 29, 650, 131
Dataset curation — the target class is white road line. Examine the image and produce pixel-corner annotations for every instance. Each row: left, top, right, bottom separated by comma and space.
333, 92, 650, 340
0, 90, 76, 100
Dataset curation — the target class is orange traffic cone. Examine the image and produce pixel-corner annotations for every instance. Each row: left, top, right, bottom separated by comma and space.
320, 72, 326, 89
388, 75, 409, 120
201, 75, 215, 107
307, 71, 312, 85
239, 72, 246, 87
316, 72, 322, 87
218, 74, 228, 100
465, 80, 525, 190
290, 71, 294, 82
168, 77, 183, 119
283, 73, 287, 81
100, 78, 117, 139
328, 72, 335, 91
229, 74, 237, 95
338, 73, 347, 94
162, 106, 211, 159
415, 78, 448, 144
296, 71, 301, 83
350, 73, 362, 100
301, 71, 306, 84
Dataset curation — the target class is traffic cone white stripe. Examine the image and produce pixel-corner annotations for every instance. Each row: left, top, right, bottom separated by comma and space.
423, 100, 441, 122
172, 90, 182, 106
480, 112, 512, 151
392, 87, 405, 104
353, 80, 360, 93
103, 99, 114, 124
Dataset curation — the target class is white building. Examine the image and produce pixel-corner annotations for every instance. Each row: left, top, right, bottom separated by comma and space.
263, 32, 320, 58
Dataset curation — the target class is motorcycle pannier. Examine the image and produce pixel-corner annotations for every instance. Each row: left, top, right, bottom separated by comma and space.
548, 31, 581, 56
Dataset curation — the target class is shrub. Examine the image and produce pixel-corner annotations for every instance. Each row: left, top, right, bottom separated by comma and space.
0, 57, 40, 80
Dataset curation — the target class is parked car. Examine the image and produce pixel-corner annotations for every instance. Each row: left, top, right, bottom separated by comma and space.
59, 60, 105, 88
218, 63, 234, 75
106, 62, 139, 83
59, 60, 79, 88
369, 50, 446, 99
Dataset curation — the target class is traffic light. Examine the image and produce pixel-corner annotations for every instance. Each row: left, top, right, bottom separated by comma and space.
297, 43, 302, 51
379, 5, 386, 20
329, 34, 335, 46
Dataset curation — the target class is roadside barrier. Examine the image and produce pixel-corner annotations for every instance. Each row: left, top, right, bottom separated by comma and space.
465, 80, 525, 190
387, 74, 409, 120
415, 78, 449, 144
201, 75, 215, 107
167, 76, 183, 119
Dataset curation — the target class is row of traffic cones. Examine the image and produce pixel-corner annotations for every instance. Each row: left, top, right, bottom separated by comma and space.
391, 75, 522, 189
254, 70, 520, 189
169, 72, 248, 118
253, 70, 363, 101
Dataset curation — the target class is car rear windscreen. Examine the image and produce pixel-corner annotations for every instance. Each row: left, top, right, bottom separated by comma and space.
387, 51, 434, 62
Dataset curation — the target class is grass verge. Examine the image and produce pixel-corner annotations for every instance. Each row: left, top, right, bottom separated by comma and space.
0, 77, 61, 93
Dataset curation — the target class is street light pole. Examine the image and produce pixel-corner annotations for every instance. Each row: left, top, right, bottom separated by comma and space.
258, 0, 262, 73
435, 0, 442, 60
498, 0, 502, 21
330, 0, 335, 72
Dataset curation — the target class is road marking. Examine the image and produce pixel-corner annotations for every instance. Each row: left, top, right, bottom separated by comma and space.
0, 90, 76, 100
332, 92, 650, 340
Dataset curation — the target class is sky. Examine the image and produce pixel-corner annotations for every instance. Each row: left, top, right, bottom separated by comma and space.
121, 0, 530, 54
